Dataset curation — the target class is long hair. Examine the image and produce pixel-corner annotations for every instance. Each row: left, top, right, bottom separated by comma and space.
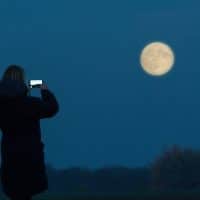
2, 64, 25, 82
2, 64, 29, 96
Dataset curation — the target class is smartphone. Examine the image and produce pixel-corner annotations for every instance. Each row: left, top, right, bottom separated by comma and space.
29, 80, 43, 88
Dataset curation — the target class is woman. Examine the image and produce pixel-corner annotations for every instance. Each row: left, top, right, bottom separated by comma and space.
0, 65, 59, 200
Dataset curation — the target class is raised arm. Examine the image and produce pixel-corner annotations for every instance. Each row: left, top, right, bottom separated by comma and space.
39, 88, 59, 118
24, 84, 59, 119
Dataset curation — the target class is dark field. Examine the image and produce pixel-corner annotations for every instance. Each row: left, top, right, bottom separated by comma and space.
0, 190, 200, 200
34, 192, 200, 200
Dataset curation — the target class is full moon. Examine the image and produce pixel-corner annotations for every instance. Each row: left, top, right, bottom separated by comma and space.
140, 42, 175, 76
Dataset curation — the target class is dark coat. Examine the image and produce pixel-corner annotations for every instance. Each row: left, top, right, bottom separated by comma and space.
0, 78, 59, 197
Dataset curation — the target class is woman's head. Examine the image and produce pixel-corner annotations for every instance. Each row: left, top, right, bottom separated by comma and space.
2, 64, 26, 83
2, 65, 29, 96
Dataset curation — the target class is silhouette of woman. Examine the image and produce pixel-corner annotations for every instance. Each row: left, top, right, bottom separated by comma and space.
0, 65, 59, 200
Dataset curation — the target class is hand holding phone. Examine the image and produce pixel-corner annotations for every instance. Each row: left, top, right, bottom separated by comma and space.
40, 82, 48, 90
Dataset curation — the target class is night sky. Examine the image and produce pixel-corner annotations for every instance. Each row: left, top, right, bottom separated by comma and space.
0, 0, 199, 170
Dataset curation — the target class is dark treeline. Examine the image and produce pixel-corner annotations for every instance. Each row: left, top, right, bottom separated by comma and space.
46, 165, 151, 195
0, 144, 200, 196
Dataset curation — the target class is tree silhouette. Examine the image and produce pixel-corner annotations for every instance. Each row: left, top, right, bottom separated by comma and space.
150, 144, 200, 191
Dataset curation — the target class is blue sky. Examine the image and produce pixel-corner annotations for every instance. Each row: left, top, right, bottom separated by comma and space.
0, 0, 200, 169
